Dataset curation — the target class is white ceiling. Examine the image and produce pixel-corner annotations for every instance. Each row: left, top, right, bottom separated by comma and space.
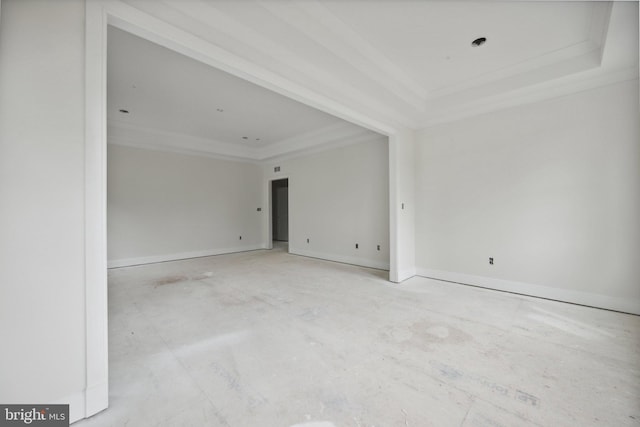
108, 26, 369, 147
107, 0, 639, 160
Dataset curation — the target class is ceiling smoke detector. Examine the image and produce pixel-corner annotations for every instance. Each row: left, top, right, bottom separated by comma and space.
471, 37, 487, 47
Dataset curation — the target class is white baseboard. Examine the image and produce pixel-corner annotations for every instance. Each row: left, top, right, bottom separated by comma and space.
83, 381, 108, 421
51, 390, 85, 424
108, 245, 264, 268
416, 268, 640, 315
290, 247, 390, 271
393, 267, 416, 283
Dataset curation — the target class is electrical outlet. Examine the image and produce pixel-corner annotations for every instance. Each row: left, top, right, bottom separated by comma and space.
489, 257, 493, 265
257, 207, 261, 212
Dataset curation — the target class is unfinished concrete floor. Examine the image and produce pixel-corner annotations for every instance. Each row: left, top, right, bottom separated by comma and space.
76, 245, 640, 426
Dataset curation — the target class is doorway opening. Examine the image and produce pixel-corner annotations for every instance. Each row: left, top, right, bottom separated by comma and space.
271, 178, 289, 251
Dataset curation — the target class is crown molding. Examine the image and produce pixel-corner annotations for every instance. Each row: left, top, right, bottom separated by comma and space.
418, 65, 639, 129
155, 0, 413, 130
107, 119, 383, 164
256, 0, 427, 111
106, 0, 399, 136
107, 1, 632, 139
261, 128, 387, 164
107, 120, 260, 163
425, 2, 612, 102
256, 121, 376, 160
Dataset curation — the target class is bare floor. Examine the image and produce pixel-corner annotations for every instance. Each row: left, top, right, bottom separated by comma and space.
77, 246, 640, 426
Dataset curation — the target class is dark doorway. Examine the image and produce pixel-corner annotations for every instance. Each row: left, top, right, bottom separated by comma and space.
271, 179, 289, 242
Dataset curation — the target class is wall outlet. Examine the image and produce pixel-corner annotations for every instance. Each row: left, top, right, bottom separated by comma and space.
257, 207, 261, 212
274, 166, 281, 172
489, 257, 493, 265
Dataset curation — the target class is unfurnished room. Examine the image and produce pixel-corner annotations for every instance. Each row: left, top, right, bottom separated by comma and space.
1, 1, 639, 426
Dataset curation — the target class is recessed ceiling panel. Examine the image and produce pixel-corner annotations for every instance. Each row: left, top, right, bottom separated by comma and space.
322, 1, 595, 93
107, 26, 357, 147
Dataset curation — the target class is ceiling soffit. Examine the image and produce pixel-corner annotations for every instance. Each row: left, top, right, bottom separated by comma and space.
116, 0, 638, 139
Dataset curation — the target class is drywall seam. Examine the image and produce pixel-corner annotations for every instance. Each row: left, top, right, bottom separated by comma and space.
108, 245, 263, 268
290, 247, 390, 271
417, 268, 640, 316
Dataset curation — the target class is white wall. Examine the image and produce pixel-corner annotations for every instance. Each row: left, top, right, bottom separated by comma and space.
415, 79, 640, 314
0, 0, 87, 420
264, 137, 390, 270
389, 129, 416, 282
107, 144, 263, 267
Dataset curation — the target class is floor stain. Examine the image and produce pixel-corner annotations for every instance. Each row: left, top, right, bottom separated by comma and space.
154, 272, 214, 286
410, 321, 472, 346
154, 275, 189, 286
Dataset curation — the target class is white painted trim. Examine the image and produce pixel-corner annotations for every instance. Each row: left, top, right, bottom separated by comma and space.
84, 0, 109, 419
104, 1, 396, 136
157, 0, 413, 129
108, 246, 264, 269
108, 119, 382, 163
425, 2, 612, 101
416, 268, 640, 316
55, 390, 85, 424
109, 136, 261, 165
256, 0, 427, 109
108, 120, 259, 162
387, 130, 415, 284
291, 247, 390, 271
419, 66, 639, 129
388, 134, 400, 283
262, 131, 387, 163
395, 268, 417, 283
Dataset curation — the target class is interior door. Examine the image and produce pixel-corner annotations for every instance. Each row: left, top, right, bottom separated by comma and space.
275, 185, 288, 241
272, 179, 289, 241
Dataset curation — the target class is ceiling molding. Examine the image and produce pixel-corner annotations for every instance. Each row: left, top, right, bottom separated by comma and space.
426, 50, 601, 114
107, 119, 384, 164
588, 1, 613, 64
416, 2, 637, 129
262, 131, 388, 165
108, 0, 635, 141
418, 66, 639, 129
257, 0, 427, 111
257, 121, 379, 161
107, 0, 399, 136
157, 0, 414, 130
108, 120, 259, 162
425, 2, 611, 101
